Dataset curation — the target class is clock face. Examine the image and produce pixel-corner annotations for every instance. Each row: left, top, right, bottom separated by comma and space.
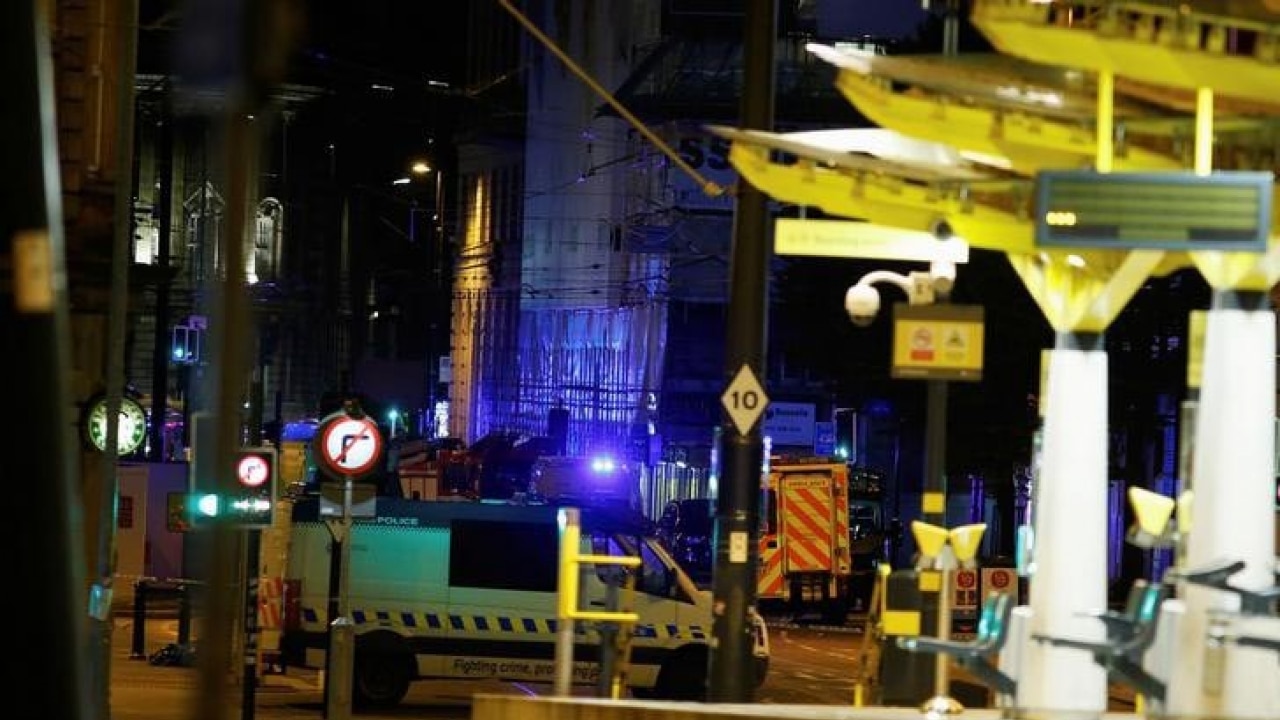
86, 396, 148, 455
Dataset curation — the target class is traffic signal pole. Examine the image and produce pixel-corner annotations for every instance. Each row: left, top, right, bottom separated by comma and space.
90, 0, 140, 714
708, 0, 776, 703
5, 5, 91, 720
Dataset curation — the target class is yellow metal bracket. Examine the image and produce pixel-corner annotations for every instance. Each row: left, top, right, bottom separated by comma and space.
557, 509, 642, 623
971, 0, 1280, 106
1006, 249, 1167, 332
727, 141, 1035, 254
821, 55, 1180, 175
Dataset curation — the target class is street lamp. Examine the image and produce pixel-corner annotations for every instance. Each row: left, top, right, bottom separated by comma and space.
400, 158, 448, 436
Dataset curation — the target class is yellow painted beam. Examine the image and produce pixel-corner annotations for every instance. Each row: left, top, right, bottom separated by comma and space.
830, 70, 1181, 175
727, 139, 1198, 301
1005, 249, 1166, 332
728, 142, 1034, 253
971, 0, 1280, 105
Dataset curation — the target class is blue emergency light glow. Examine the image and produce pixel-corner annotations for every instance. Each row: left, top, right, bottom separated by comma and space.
590, 457, 616, 473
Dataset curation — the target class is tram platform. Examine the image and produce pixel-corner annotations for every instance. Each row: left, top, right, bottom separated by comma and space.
473, 695, 1142, 720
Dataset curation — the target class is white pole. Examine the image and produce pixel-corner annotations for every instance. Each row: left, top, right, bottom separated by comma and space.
1015, 335, 1109, 713
1168, 294, 1278, 719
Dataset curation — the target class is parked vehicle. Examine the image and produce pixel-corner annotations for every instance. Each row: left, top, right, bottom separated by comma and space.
657, 498, 714, 585
758, 457, 856, 622
279, 496, 769, 707
438, 431, 560, 499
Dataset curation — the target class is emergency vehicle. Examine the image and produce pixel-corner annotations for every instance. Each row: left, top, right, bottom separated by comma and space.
279, 495, 769, 707
757, 457, 856, 621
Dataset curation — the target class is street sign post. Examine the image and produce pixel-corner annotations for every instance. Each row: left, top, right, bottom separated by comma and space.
310, 406, 384, 720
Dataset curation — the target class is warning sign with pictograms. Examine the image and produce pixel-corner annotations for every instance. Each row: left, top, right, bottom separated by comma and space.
953, 569, 980, 609
951, 568, 981, 640
982, 567, 1021, 603
891, 303, 985, 382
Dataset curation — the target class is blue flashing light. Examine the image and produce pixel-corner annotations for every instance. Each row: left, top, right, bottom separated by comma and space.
836, 445, 850, 460
590, 457, 616, 473
864, 399, 894, 417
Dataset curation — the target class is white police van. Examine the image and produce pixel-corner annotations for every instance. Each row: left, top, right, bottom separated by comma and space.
280, 496, 769, 707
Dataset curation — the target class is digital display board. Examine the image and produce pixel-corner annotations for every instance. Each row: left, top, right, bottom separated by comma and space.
1035, 170, 1273, 251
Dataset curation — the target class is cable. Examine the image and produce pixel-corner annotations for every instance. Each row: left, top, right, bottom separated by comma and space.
497, 0, 725, 199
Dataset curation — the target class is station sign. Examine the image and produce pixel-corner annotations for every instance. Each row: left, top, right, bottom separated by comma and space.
775, 217, 970, 262
1034, 170, 1273, 252
891, 303, 985, 382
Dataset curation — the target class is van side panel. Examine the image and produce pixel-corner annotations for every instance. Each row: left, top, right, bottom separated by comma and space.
280, 497, 723, 697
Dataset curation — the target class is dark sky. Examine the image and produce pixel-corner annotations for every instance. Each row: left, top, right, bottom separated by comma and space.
820, 0, 931, 38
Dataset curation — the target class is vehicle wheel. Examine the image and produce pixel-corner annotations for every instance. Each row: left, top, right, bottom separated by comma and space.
653, 647, 708, 701
352, 650, 412, 709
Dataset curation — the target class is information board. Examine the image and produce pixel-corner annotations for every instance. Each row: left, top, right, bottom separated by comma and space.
1035, 170, 1273, 251
891, 303, 985, 381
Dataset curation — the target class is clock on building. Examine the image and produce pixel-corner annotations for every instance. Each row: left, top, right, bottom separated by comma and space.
82, 394, 148, 455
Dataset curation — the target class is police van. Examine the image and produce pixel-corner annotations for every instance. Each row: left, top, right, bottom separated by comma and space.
280, 496, 770, 707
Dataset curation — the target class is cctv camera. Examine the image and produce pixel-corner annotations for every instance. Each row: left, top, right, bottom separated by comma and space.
930, 260, 956, 297
844, 284, 881, 327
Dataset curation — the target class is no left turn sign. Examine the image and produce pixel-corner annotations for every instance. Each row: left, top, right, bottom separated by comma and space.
315, 413, 384, 480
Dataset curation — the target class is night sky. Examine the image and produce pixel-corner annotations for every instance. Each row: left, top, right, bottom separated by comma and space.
825, 0, 931, 38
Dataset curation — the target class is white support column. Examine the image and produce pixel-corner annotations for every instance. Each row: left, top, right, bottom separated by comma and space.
1168, 293, 1278, 719
1016, 333, 1109, 714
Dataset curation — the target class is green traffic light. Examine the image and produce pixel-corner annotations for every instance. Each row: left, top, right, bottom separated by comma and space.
195, 493, 220, 517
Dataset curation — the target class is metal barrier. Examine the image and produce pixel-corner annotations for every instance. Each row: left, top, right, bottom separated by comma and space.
555, 507, 641, 698
127, 578, 197, 660
637, 462, 711, 520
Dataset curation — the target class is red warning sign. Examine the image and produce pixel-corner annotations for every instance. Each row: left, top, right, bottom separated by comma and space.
982, 567, 1017, 601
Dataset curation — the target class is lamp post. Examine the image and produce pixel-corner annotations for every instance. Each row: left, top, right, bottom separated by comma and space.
407, 161, 447, 437
842, 241, 966, 706
911, 520, 988, 716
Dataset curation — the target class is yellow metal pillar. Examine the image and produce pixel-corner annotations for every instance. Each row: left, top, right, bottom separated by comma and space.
1095, 69, 1114, 174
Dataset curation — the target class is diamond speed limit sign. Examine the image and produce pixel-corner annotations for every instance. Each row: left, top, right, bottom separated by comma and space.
721, 364, 769, 436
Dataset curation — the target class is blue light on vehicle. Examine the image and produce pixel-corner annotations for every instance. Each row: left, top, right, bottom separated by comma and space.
590, 457, 616, 473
